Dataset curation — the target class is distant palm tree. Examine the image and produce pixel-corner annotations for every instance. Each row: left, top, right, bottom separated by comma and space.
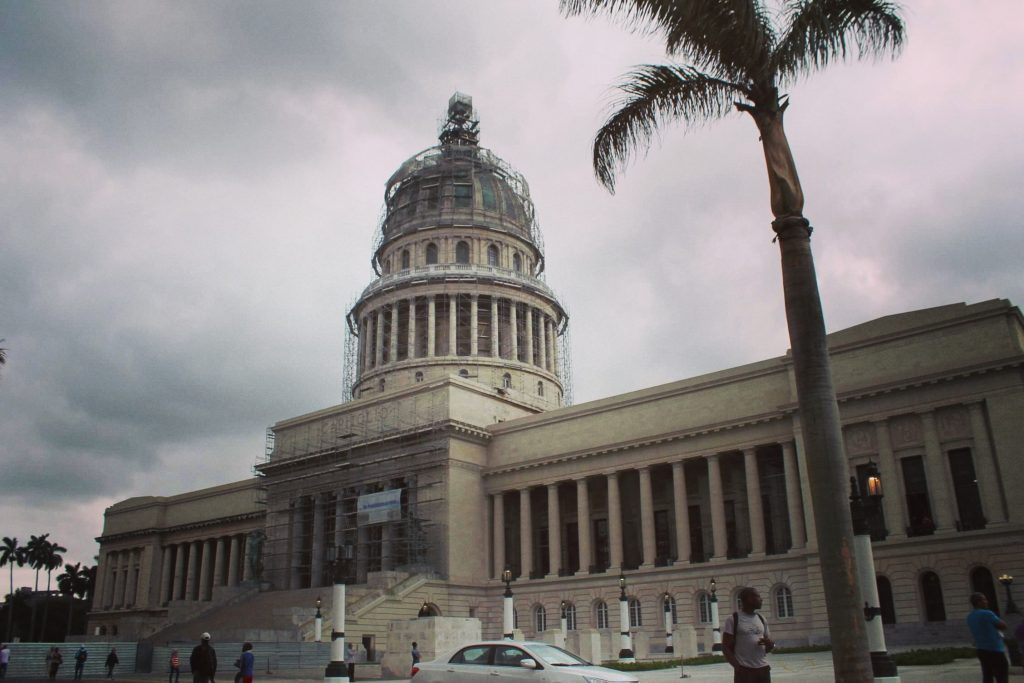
1, 536, 27, 640
561, 1, 904, 679
26, 534, 51, 592
57, 562, 91, 638
40, 542, 66, 640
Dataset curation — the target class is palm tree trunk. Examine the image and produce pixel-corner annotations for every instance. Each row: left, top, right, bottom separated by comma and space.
756, 110, 873, 682
41, 572, 52, 641
5, 566, 12, 641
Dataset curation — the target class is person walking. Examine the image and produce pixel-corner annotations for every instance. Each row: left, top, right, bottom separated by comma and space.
410, 641, 420, 676
104, 648, 119, 679
0, 643, 10, 679
48, 647, 63, 680
967, 592, 1008, 683
168, 649, 181, 683
190, 633, 218, 683
74, 646, 88, 680
238, 643, 254, 683
723, 587, 774, 683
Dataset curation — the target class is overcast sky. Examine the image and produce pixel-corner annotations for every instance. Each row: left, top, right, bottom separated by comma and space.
2, 1, 1022, 589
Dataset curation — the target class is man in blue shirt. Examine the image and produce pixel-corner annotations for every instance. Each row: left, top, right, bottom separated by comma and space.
966, 592, 1008, 683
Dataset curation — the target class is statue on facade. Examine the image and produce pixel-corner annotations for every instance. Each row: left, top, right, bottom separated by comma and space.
245, 529, 266, 580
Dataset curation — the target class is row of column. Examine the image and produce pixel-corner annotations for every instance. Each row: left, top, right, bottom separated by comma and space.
97, 548, 141, 610
160, 533, 251, 605
491, 442, 807, 579
358, 294, 558, 374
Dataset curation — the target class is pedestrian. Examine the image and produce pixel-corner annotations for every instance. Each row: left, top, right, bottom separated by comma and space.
967, 592, 1008, 683
345, 642, 358, 681
74, 646, 88, 680
238, 643, 254, 683
48, 647, 63, 680
168, 649, 181, 683
410, 641, 420, 676
0, 643, 10, 679
190, 632, 218, 683
722, 587, 774, 683
105, 648, 119, 679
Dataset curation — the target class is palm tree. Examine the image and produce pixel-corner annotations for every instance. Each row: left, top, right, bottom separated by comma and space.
25, 534, 50, 641
57, 562, 91, 638
39, 542, 66, 640
1, 536, 27, 641
561, 1, 904, 679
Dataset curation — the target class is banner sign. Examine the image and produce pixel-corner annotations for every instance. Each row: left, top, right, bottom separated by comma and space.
357, 489, 403, 525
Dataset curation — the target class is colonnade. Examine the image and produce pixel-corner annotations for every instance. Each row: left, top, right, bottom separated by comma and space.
158, 533, 251, 605
96, 547, 142, 611
358, 294, 558, 374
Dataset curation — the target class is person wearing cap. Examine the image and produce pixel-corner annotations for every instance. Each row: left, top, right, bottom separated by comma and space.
190, 633, 218, 683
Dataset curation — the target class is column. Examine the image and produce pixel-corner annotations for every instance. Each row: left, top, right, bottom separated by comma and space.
707, 454, 728, 560
173, 542, 187, 600
389, 303, 399, 363
448, 294, 457, 356
538, 314, 547, 371
311, 493, 326, 587
968, 402, 1007, 524
575, 478, 592, 575
374, 308, 385, 367
547, 483, 561, 577
744, 448, 766, 556
491, 297, 500, 358
781, 441, 807, 549
290, 500, 304, 589
123, 550, 138, 607
92, 555, 109, 610
921, 412, 954, 531
493, 493, 505, 579
671, 461, 691, 564
227, 535, 241, 587
470, 294, 479, 356
607, 471, 624, 571
185, 541, 200, 601
520, 488, 533, 578
408, 297, 417, 359
199, 539, 214, 600
427, 295, 436, 356
510, 302, 519, 361
525, 306, 534, 365
213, 537, 226, 587
638, 467, 656, 567
241, 534, 253, 582
334, 493, 346, 556
361, 317, 371, 371
551, 322, 560, 376
873, 422, 904, 538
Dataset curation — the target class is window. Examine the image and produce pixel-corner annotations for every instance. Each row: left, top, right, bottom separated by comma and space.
774, 586, 794, 618
537, 381, 544, 396
901, 456, 935, 535
948, 448, 985, 531
415, 371, 423, 383
595, 600, 609, 629
494, 645, 527, 667
421, 184, 439, 210
456, 240, 470, 264
384, 258, 391, 274
513, 253, 522, 272
454, 183, 473, 209
921, 571, 946, 622
451, 645, 491, 665
564, 603, 577, 630
628, 597, 643, 627
426, 243, 438, 265
378, 378, 385, 392
534, 605, 547, 633
697, 593, 712, 624
480, 176, 498, 210
513, 607, 518, 629
970, 567, 1000, 614
401, 250, 410, 270
487, 244, 499, 266
877, 576, 896, 624
458, 369, 469, 378
502, 373, 512, 389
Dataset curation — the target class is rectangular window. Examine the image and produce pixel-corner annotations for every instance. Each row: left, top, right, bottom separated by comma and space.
454, 183, 473, 208
421, 184, 439, 210
593, 518, 609, 571
901, 456, 935, 536
948, 448, 986, 531
654, 510, 671, 564
688, 505, 705, 562
566, 522, 579, 573
480, 176, 498, 210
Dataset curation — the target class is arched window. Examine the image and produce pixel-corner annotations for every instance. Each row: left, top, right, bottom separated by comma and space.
921, 571, 946, 622
415, 371, 424, 383
877, 576, 896, 624
513, 253, 522, 272
564, 603, 577, 630
99, 626, 107, 636
628, 597, 643, 627
487, 244, 500, 266
595, 600, 609, 629
378, 378, 385, 392
502, 373, 512, 389
970, 567, 1000, 615
537, 381, 544, 396
384, 258, 391, 274
459, 369, 469, 378
426, 243, 438, 265
774, 586, 794, 618
697, 593, 712, 624
456, 240, 470, 264
401, 249, 410, 270
534, 605, 547, 633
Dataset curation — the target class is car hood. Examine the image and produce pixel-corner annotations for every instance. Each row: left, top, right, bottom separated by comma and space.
556, 665, 639, 682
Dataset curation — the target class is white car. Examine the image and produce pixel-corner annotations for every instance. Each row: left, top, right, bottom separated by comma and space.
410, 640, 640, 683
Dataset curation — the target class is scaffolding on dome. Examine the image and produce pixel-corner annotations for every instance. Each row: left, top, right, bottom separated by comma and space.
341, 296, 358, 402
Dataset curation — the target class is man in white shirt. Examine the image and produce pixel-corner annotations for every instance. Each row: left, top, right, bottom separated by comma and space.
723, 587, 774, 682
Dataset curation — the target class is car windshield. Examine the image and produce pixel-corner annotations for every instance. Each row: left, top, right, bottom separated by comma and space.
529, 643, 589, 666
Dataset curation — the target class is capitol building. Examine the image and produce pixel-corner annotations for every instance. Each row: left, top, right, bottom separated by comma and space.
88, 95, 1024, 669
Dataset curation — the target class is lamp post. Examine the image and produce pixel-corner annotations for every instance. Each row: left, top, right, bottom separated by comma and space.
850, 465, 900, 682
710, 578, 722, 653
999, 575, 1019, 615
315, 595, 323, 643
502, 567, 514, 640
663, 593, 674, 654
560, 600, 568, 644
324, 544, 353, 683
618, 571, 635, 662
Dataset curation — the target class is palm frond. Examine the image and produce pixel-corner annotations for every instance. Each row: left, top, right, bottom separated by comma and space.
593, 64, 743, 192
773, 0, 905, 82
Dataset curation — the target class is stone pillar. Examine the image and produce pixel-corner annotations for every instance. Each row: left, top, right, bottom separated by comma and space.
638, 467, 656, 567
448, 294, 457, 356
311, 493, 326, 587
546, 318, 555, 372
241, 534, 253, 583
427, 295, 436, 357
493, 492, 505, 579
873, 422, 904, 539
744, 448, 766, 556
123, 550, 138, 607
781, 441, 807, 549
551, 323, 560, 377
290, 501, 304, 589
375, 308, 385, 367
199, 539, 214, 601
575, 478, 592, 576
671, 461, 691, 564
92, 555, 109, 610
173, 543, 186, 600
361, 316, 371, 371
491, 297, 500, 358
538, 314, 547, 371
470, 294, 479, 356
227, 535, 241, 587
408, 298, 417, 359
547, 483, 561, 577
159, 546, 173, 605
510, 302, 519, 361
185, 541, 200, 601
968, 402, 1007, 524
520, 487, 533, 578
213, 537, 226, 588
707, 454, 728, 560
607, 471, 624, 571
525, 306, 534, 365
921, 412, 953, 531
389, 303, 399, 363
334, 493, 346, 555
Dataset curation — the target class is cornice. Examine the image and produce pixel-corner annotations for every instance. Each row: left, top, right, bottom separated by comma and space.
96, 511, 265, 546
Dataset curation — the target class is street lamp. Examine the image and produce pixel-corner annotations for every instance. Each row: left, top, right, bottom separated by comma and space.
850, 469, 900, 682
710, 578, 722, 653
315, 595, 323, 643
618, 571, 635, 662
663, 593, 674, 654
999, 575, 1019, 615
502, 567, 514, 639
560, 600, 568, 644
324, 544, 353, 683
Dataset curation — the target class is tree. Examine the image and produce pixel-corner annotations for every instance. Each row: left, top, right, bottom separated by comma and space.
58, 562, 91, 638
1, 536, 27, 640
25, 533, 51, 640
40, 541, 66, 640
560, 1, 904, 679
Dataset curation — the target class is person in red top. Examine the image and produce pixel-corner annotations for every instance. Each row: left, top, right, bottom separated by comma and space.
168, 649, 181, 683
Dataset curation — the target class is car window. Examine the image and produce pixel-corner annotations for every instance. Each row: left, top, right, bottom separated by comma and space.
526, 643, 588, 666
494, 646, 528, 667
450, 645, 492, 665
